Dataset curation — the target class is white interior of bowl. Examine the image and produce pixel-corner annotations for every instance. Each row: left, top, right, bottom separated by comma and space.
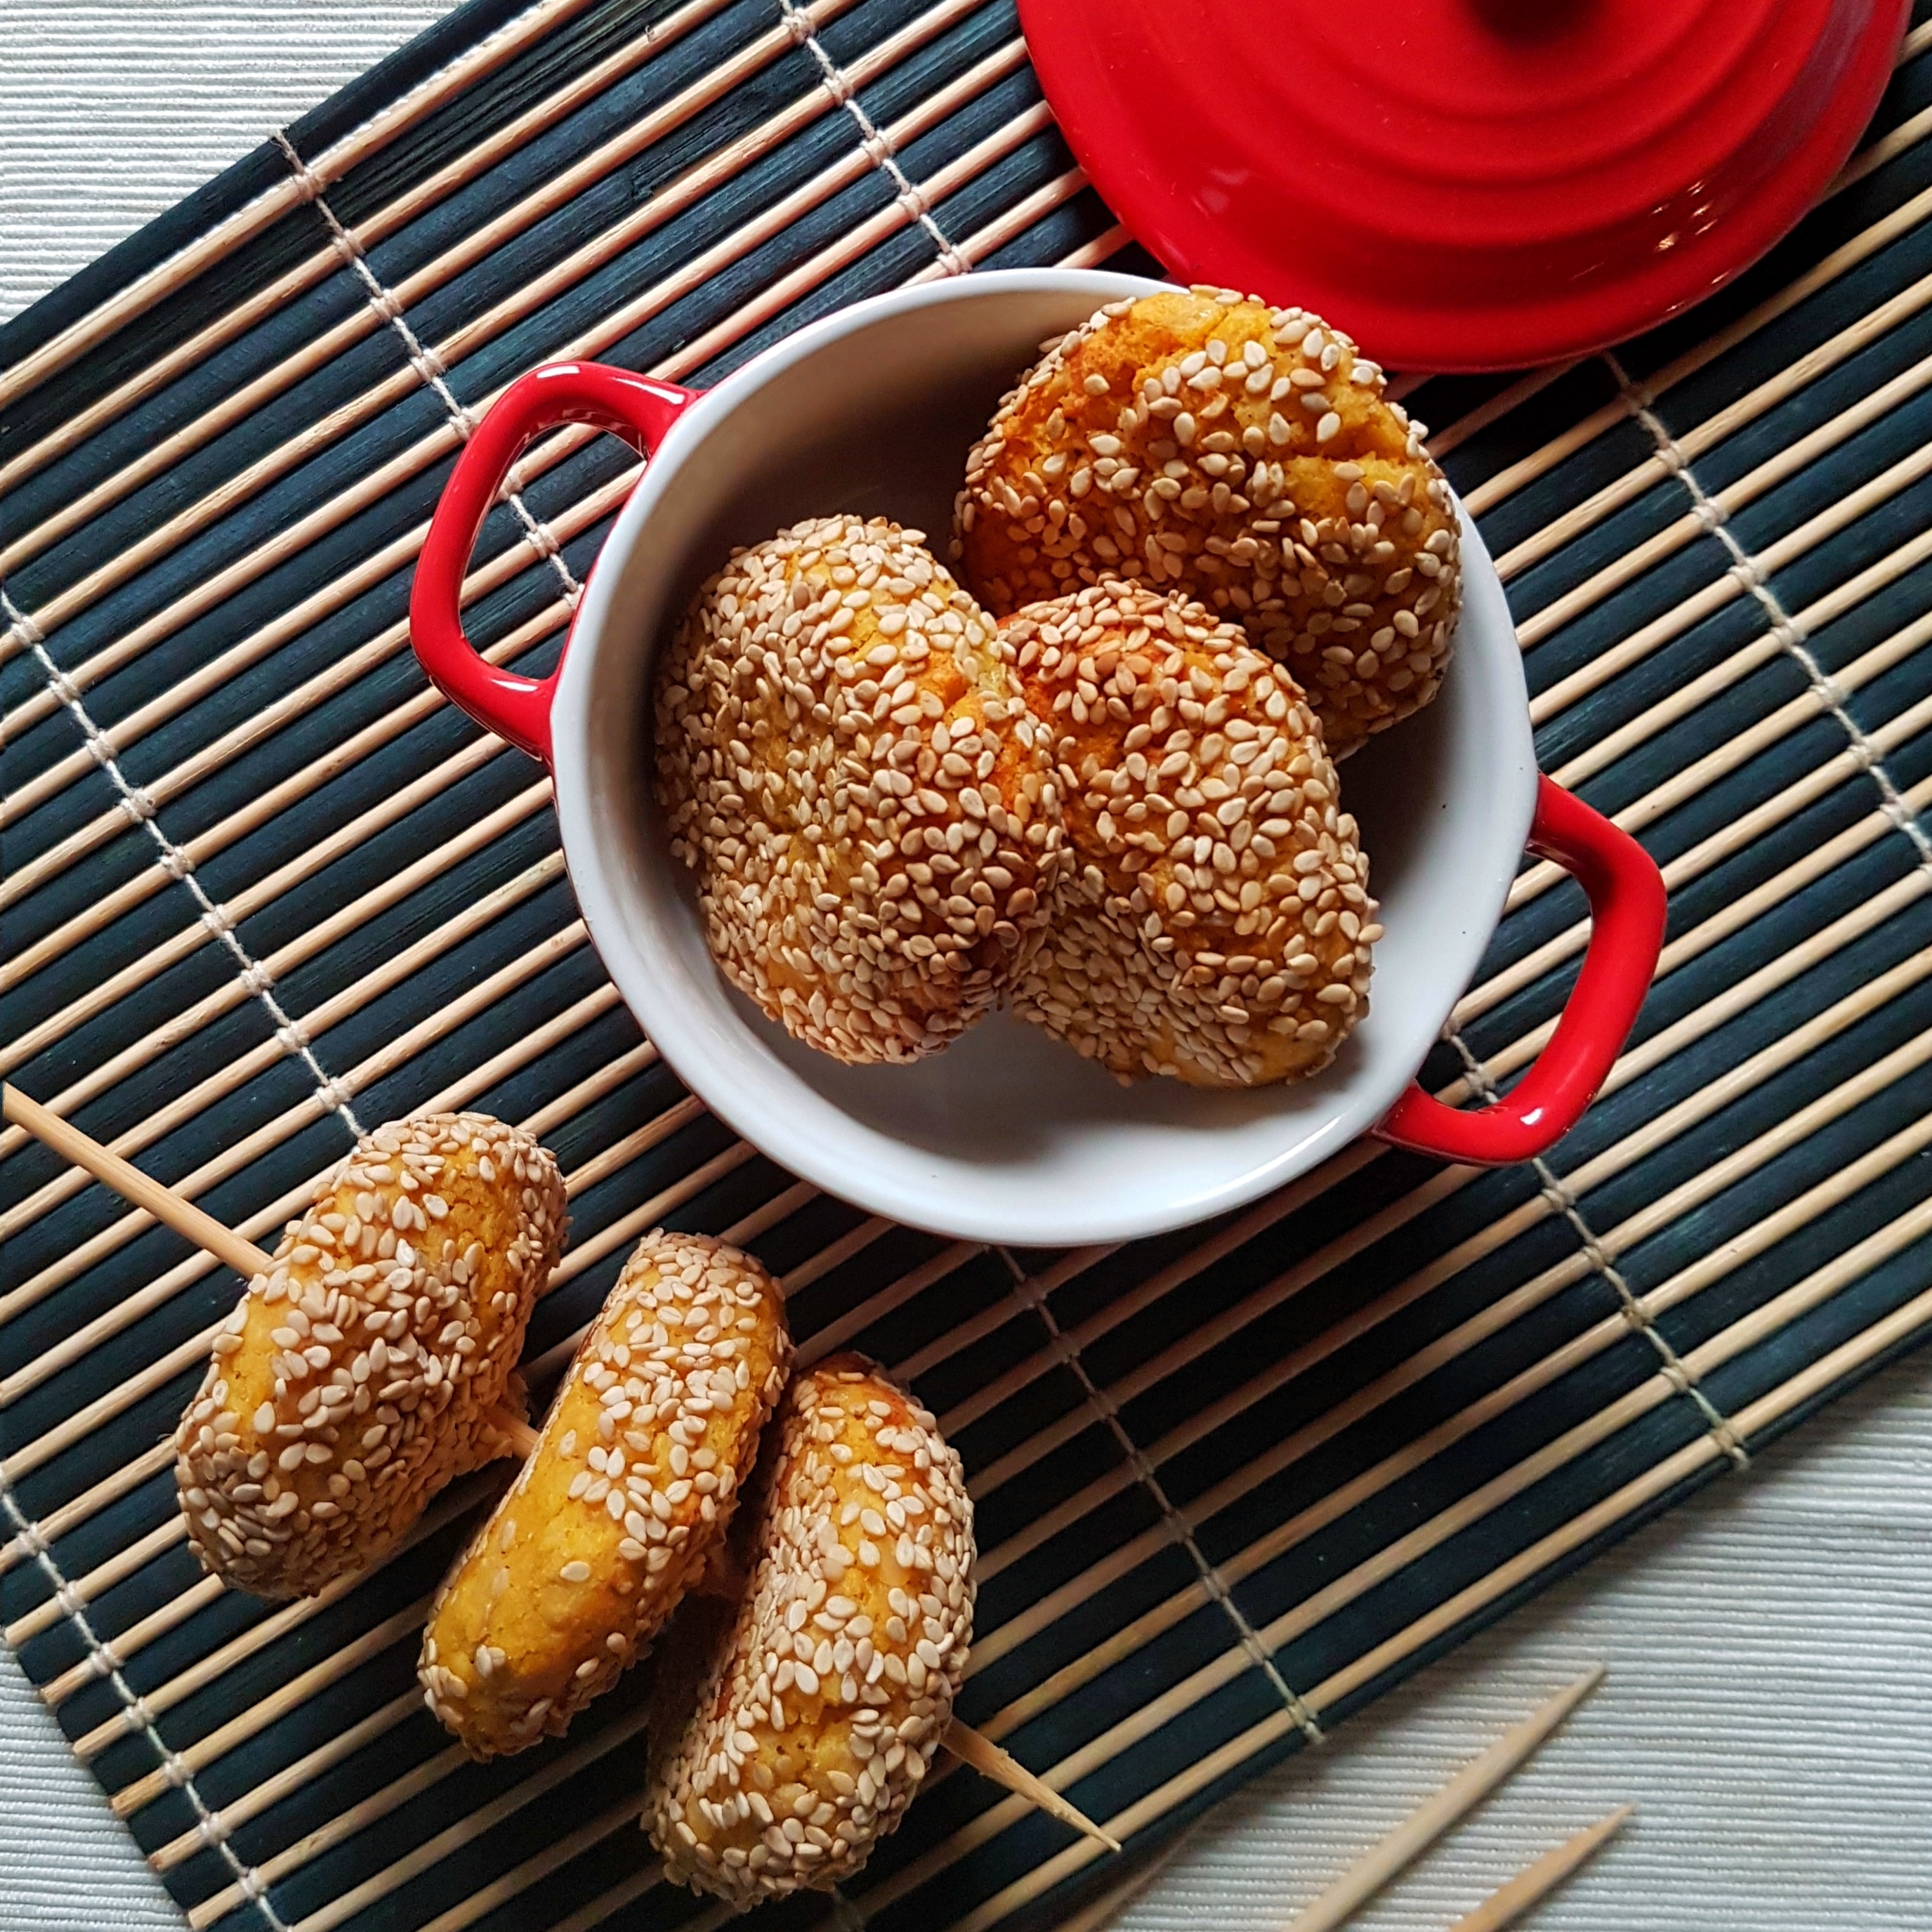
550, 270, 1537, 1244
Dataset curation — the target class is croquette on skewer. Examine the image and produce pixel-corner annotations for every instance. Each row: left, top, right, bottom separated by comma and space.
419, 1232, 791, 1759
644, 1354, 975, 1906
4, 1091, 1118, 1865
175, 1114, 565, 1601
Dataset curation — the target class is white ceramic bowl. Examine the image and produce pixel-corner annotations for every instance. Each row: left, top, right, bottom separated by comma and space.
412, 270, 1662, 1245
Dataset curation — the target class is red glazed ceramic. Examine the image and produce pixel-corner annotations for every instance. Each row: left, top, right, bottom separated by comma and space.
1021, 0, 1909, 370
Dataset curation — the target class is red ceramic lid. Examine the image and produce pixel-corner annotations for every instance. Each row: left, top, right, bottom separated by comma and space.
1021, 0, 1908, 371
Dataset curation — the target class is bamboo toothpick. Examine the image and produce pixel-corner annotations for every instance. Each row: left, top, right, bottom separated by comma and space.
1445, 1805, 1634, 1932
1284, 1668, 1605, 1932
1046, 1837, 1184, 1932
945, 1721, 1122, 1853
5, 1084, 270, 1284
1, 1083, 1115, 1849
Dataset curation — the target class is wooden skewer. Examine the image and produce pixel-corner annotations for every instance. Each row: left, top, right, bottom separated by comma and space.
4, 1083, 273, 1287
1284, 1667, 1606, 1932
944, 1720, 1123, 1853
1, 1084, 1118, 1852
1445, 1804, 1634, 1932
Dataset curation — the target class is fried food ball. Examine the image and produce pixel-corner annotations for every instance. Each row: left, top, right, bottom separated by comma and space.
1007, 583, 1378, 1086
644, 1354, 973, 1906
954, 287, 1460, 757
419, 1232, 791, 1759
175, 1115, 566, 1601
655, 514, 1065, 1065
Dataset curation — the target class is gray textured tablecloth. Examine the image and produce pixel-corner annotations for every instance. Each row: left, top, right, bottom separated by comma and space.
4, 8, 1931, 1926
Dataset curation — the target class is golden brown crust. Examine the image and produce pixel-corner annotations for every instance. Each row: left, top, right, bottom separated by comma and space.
954, 288, 1459, 756
644, 1354, 973, 1905
174, 1115, 566, 1601
419, 1232, 791, 1759
1007, 584, 1377, 1086
655, 514, 1066, 1064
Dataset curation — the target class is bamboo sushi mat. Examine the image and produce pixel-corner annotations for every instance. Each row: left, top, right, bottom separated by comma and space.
7, 1, 1932, 1928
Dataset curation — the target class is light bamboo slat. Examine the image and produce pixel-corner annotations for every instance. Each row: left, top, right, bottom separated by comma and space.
6, 15, 1932, 1932
11, 842, 1916, 1553
0, 681, 535, 1006
406, 1801, 650, 1932
145, 1688, 423, 1877
57, 1480, 488, 1728
188, 1709, 650, 1932
4, 1515, 186, 1648
966, 1042, 1932, 1702
1514, 349, 1932, 661
1490, 263, 1932, 588
1524, 438, 1932, 733
64, 997, 1932, 1854
34, 688, 1900, 1545
537, 1862, 671, 1932
8, 806, 1921, 1660
277, 1702, 652, 1932
15, 314, 1929, 1141
0, 0, 871, 580
0, 44, 1055, 703
968, 1003, 1932, 1672
0, 0, 765, 498
963, 883, 1932, 1520
2, 166, 1124, 1027
0, 905, 587, 1320
15, 1150, 1107, 1901
0, 774, 560, 1174
1459, 170, 1932, 524
0, 839, 566, 1248
107, 1595, 435, 1810
0, 1443, 173, 1582
888, 1256, 1932, 1932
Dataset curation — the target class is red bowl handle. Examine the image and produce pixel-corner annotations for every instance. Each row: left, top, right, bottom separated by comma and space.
1374, 775, 1666, 1167
409, 361, 699, 763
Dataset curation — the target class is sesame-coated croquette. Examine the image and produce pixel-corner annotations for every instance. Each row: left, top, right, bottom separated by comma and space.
419, 1233, 791, 1759
645, 1355, 973, 1905
1008, 584, 1378, 1086
655, 514, 1066, 1065
174, 1115, 567, 1601
954, 287, 1459, 757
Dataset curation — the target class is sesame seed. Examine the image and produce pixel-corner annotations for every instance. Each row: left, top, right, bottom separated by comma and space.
416, 1232, 791, 1762
645, 1355, 972, 1906
1004, 584, 1376, 1087
954, 289, 1461, 756
174, 1115, 567, 1603
655, 515, 1067, 1065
